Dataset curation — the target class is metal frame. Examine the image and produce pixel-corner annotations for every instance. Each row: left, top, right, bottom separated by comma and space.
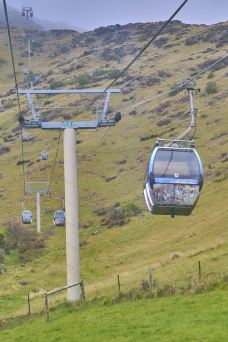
25, 181, 50, 195
17, 89, 121, 129
19, 88, 121, 303
176, 81, 200, 140
22, 7, 33, 18
25, 182, 50, 233
156, 139, 195, 148
21, 7, 33, 78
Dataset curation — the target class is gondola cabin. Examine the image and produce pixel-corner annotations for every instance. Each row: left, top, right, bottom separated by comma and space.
40, 151, 48, 160
21, 210, 33, 224
144, 144, 203, 217
22, 134, 30, 142
53, 210, 65, 226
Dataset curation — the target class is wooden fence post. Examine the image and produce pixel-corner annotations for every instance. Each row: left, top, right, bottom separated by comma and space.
117, 274, 121, 295
27, 293, 31, 316
44, 293, 49, 320
148, 267, 153, 289
81, 280, 86, 300
198, 261, 201, 281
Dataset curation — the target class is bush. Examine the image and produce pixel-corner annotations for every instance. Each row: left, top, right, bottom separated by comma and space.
102, 206, 127, 227
78, 73, 92, 87
4, 219, 45, 262
205, 81, 218, 95
99, 202, 141, 228
158, 70, 172, 78
49, 80, 64, 89
32, 40, 43, 49
0, 146, 10, 155
185, 36, 199, 45
4, 220, 20, 253
207, 72, 214, 79
92, 68, 107, 79
106, 69, 121, 80
0, 57, 7, 65
0, 231, 4, 248
153, 37, 168, 48
123, 202, 141, 217
0, 253, 5, 264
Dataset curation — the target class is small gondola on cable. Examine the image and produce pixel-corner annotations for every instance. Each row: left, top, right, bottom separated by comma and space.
40, 130, 49, 160
143, 81, 203, 217
53, 210, 65, 226
144, 139, 203, 217
21, 210, 33, 224
40, 151, 48, 160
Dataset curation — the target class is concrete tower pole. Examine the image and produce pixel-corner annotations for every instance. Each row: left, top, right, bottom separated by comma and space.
36, 191, 41, 233
64, 127, 81, 302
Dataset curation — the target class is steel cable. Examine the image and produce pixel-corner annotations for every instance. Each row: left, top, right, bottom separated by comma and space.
3, 0, 26, 194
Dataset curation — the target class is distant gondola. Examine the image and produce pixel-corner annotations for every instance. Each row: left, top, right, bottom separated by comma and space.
40, 151, 48, 160
144, 141, 203, 217
22, 134, 30, 142
21, 210, 33, 224
53, 210, 65, 226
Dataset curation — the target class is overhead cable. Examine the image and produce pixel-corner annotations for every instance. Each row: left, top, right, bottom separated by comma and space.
119, 54, 228, 113
3, 0, 26, 194
76, 0, 189, 116
46, 130, 62, 195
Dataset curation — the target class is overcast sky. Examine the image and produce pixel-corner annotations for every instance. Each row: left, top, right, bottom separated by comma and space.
6, 0, 228, 31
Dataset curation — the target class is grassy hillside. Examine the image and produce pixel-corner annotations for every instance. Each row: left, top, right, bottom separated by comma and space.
0, 20, 227, 321
0, 290, 228, 341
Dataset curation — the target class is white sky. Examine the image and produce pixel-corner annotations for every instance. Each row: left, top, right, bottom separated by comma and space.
6, 0, 228, 30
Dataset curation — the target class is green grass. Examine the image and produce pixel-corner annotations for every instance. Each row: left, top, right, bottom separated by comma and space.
0, 290, 227, 341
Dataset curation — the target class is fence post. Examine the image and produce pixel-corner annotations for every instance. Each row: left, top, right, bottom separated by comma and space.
80, 280, 86, 300
148, 267, 153, 290
27, 293, 31, 316
44, 293, 49, 320
198, 261, 201, 281
117, 274, 121, 295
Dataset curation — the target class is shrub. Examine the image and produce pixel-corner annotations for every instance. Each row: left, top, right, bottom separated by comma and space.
92, 68, 107, 78
78, 73, 92, 87
0, 57, 7, 65
207, 72, 214, 79
158, 70, 172, 78
4, 219, 20, 253
123, 202, 141, 217
103, 207, 127, 227
154, 37, 168, 48
58, 44, 71, 54
4, 219, 45, 262
99, 202, 141, 228
0, 231, 4, 248
32, 40, 43, 49
185, 36, 199, 45
106, 69, 121, 80
49, 80, 64, 89
0, 253, 5, 264
205, 81, 218, 95
157, 118, 171, 127
0, 146, 10, 155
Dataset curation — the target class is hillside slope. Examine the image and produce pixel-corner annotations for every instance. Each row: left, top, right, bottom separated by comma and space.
0, 291, 228, 341
0, 20, 227, 319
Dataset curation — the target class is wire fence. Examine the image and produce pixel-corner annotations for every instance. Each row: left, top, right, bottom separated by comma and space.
26, 281, 85, 320
21, 259, 226, 321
